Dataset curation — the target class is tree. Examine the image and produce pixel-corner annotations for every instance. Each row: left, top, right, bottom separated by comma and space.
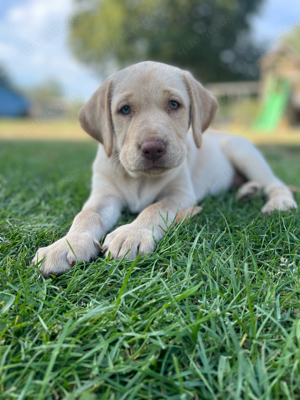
283, 25, 300, 54
25, 79, 63, 102
0, 65, 10, 89
69, 0, 264, 82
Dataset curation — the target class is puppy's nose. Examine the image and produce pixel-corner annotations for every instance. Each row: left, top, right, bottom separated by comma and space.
141, 140, 166, 160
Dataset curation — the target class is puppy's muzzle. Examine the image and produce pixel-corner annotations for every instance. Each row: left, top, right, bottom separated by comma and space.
141, 139, 166, 161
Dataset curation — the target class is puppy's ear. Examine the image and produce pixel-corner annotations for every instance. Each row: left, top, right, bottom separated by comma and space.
183, 72, 218, 148
79, 78, 114, 157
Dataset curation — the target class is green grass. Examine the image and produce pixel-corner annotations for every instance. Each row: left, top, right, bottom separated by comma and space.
0, 141, 300, 400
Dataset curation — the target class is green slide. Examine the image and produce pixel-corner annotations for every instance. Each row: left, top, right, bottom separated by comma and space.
253, 77, 291, 133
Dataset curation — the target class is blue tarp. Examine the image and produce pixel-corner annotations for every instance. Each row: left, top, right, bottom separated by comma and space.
0, 86, 30, 117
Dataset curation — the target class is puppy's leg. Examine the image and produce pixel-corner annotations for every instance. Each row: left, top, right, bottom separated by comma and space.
221, 136, 297, 214
103, 190, 196, 260
236, 181, 262, 201
32, 192, 123, 277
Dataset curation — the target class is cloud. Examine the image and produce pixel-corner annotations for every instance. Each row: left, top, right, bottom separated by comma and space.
6, 0, 72, 39
0, 42, 17, 58
0, 0, 100, 100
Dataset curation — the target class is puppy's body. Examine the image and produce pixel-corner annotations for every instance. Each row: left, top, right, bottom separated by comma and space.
33, 62, 297, 277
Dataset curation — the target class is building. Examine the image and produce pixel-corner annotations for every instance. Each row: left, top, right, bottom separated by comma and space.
0, 76, 30, 117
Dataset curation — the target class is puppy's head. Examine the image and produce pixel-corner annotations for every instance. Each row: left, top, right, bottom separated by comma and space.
79, 61, 218, 176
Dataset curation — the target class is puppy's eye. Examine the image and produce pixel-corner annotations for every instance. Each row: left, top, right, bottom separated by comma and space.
120, 105, 131, 115
169, 100, 179, 110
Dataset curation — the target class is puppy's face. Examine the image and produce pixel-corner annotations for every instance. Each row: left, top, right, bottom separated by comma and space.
79, 61, 218, 176
111, 64, 190, 175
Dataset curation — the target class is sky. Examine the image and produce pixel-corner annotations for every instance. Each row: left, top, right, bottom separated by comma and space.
0, 0, 300, 101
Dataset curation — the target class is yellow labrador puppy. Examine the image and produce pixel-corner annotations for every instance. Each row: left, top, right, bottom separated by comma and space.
33, 61, 297, 277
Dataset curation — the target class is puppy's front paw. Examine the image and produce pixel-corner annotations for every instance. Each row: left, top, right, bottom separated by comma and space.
261, 196, 297, 215
32, 233, 101, 277
103, 223, 156, 260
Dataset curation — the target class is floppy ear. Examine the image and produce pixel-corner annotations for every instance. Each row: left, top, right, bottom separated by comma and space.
183, 72, 218, 148
79, 77, 114, 157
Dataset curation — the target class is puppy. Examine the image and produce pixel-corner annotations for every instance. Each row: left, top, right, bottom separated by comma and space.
32, 61, 297, 277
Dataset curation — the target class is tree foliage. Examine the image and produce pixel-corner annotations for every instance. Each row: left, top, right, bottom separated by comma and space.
69, 0, 264, 82
0, 65, 12, 89
284, 25, 300, 54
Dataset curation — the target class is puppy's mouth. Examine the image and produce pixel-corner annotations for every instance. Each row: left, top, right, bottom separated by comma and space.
121, 148, 186, 176
138, 156, 175, 174
141, 165, 170, 175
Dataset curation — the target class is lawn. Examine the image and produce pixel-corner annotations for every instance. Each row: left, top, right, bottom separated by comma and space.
0, 141, 300, 400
